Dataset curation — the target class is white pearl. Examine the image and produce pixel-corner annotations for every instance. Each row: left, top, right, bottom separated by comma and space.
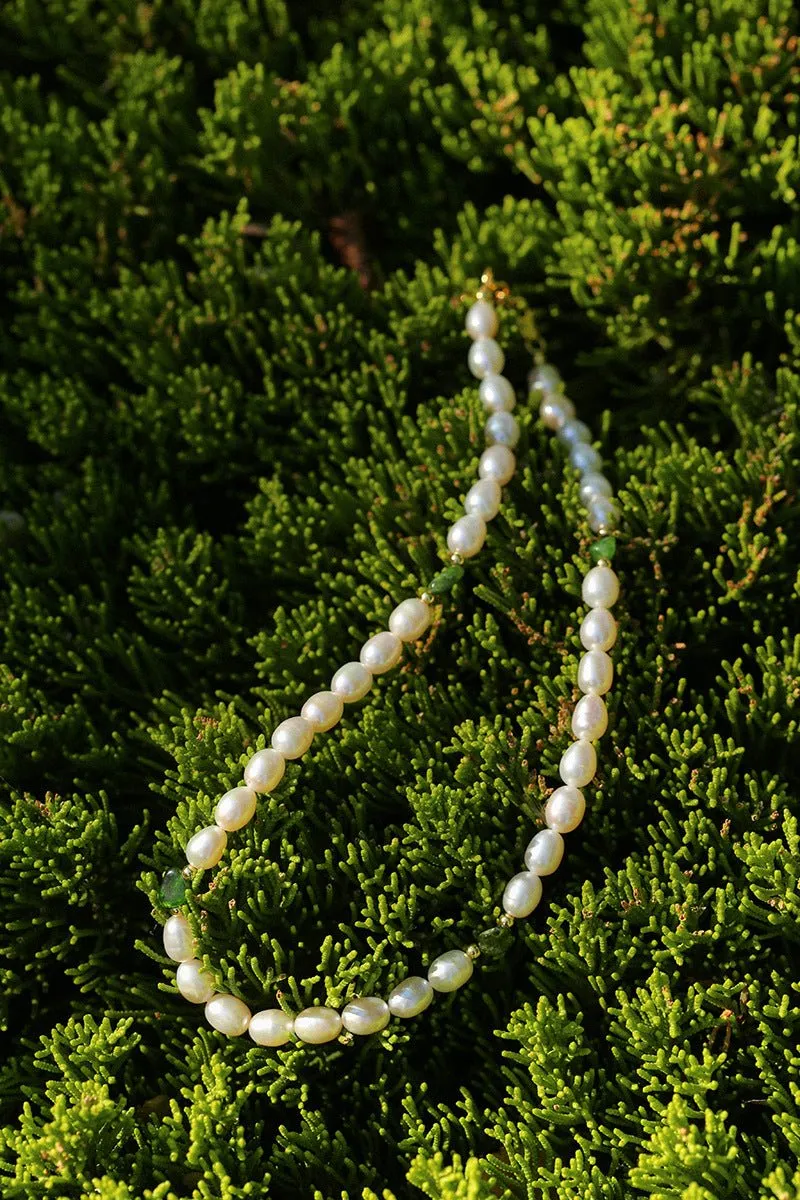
176, 958, 215, 1004
539, 395, 576, 431
465, 299, 498, 340
360, 630, 403, 674
502, 871, 543, 918
464, 478, 502, 521
479, 373, 516, 413
185, 825, 227, 870
485, 411, 520, 448
163, 913, 194, 962
341, 996, 391, 1035
389, 598, 431, 642
558, 419, 592, 447
301, 690, 344, 732
571, 693, 608, 740
294, 1006, 343, 1044
427, 949, 473, 993
468, 337, 504, 379
214, 785, 257, 832
528, 363, 562, 395
579, 472, 613, 503
205, 993, 252, 1037
331, 661, 373, 702
243, 748, 286, 794
580, 608, 617, 651
478, 444, 516, 485
387, 975, 434, 1018
570, 443, 603, 474
447, 514, 487, 558
588, 497, 618, 533
582, 564, 619, 610
559, 739, 597, 788
524, 829, 564, 875
578, 649, 614, 694
545, 785, 586, 832
248, 1009, 295, 1046
271, 715, 315, 760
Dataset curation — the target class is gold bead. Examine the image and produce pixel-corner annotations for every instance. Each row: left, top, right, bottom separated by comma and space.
181, 865, 195, 880
338, 1030, 355, 1046
465, 944, 481, 960
420, 591, 434, 605
450, 551, 464, 566
498, 913, 515, 929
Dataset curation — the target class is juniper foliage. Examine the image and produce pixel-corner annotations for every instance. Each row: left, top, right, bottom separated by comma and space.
1, 1, 800, 1197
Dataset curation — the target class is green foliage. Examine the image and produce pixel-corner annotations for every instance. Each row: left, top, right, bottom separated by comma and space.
1, 0, 800, 1196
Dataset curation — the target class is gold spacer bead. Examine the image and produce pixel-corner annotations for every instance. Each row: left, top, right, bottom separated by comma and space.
498, 913, 515, 929
465, 944, 481, 960
450, 551, 464, 566
338, 1030, 355, 1046
181, 865, 195, 880
595, 558, 611, 569
420, 591, 434, 604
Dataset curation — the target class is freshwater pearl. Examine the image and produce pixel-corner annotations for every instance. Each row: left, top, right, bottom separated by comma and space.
341, 996, 391, 1035
248, 1009, 295, 1046
479, 373, 516, 413
540, 395, 576, 431
478, 444, 516, 485
485, 411, 520, 448
360, 631, 403, 674
545, 786, 586, 832
579, 472, 613, 503
502, 871, 543, 918
205, 993, 251, 1037
243, 748, 286, 794
468, 337, 504, 379
447, 514, 487, 558
271, 716, 315, 760
301, 690, 344, 732
580, 607, 617, 652
185, 825, 227, 869
570, 443, 603, 474
389, 598, 431, 642
465, 299, 498, 339
559, 739, 597, 788
387, 976, 434, 1018
427, 949, 474, 993
558, 419, 592, 447
214, 786, 257, 832
588, 497, 619, 533
582, 564, 619, 609
524, 829, 564, 875
331, 661, 373, 702
163, 913, 194, 962
176, 958, 215, 1004
464, 478, 502, 521
294, 1006, 343, 1044
528, 363, 562, 395
578, 649, 614, 694
571, 693, 608, 740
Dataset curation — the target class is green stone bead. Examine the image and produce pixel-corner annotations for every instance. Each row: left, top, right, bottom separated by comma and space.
476, 925, 514, 959
159, 868, 187, 907
428, 565, 465, 594
590, 535, 617, 563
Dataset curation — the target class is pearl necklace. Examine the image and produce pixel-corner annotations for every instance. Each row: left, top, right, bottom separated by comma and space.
155, 271, 621, 1047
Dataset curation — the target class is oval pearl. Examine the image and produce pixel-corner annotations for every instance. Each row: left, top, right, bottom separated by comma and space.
301, 690, 344, 732
243, 748, 286, 794
524, 829, 564, 875
503, 871, 543, 918
468, 337, 504, 379
464, 478, 502, 521
558, 419, 592, 447
588, 497, 618, 533
341, 996, 391, 1036
465, 299, 498, 340
571, 693, 608, 741
485, 411, 520, 448
294, 1006, 343, 1044
331, 661, 373, 702
176, 958, 215, 1004
580, 608, 617, 652
579, 472, 613, 504
545, 785, 586, 833
582, 564, 620, 609
539, 395, 576, 431
185, 825, 227, 870
389, 598, 431, 642
427, 949, 473, 993
214, 785, 257, 832
479, 373, 516, 413
570, 443, 603, 474
447, 514, 487, 558
271, 716, 315, 760
360, 630, 403, 674
205, 993, 251, 1037
578, 649, 614, 694
559, 739, 597, 788
528, 363, 562, 395
163, 913, 194, 962
248, 1009, 295, 1046
387, 976, 434, 1018
478, 444, 516, 485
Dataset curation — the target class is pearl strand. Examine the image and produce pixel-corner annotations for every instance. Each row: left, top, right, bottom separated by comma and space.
157, 286, 620, 1048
